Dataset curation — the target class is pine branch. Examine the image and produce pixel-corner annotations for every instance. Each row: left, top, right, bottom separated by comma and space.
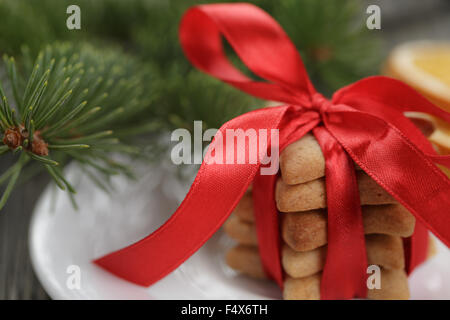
0, 42, 156, 209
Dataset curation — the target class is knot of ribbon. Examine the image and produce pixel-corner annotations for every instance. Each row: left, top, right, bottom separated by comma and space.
94, 3, 450, 300
310, 93, 331, 115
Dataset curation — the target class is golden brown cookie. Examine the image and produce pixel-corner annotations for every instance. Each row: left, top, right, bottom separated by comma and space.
225, 245, 266, 279
284, 268, 409, 300
233, 192, 255, 223
276, 171, 396, 213
282, 234, 404, 278
282, 245, 327, 279
279, 133, 326, 185
223, 215, 258, 246
366, 268, 410, 300
283, 273, 322, 300
282, 204, 415, 252
365, 234, 405, 270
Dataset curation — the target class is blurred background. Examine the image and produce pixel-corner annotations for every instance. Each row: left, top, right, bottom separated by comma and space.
0, 0, 449, 299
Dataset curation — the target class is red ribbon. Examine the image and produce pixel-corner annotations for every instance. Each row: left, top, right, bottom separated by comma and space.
95, 3, 450, 299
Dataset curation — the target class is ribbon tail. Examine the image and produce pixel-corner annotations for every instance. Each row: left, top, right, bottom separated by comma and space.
314, 127, 367, 300
94, 106, 292, 286
253, 172, 283, 287
404, 223, 429, 274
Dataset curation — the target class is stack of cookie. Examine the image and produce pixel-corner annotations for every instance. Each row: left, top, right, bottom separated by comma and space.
224, 133, 435, 300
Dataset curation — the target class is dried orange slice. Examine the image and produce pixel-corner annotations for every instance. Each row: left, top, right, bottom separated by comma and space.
385, 41, 450, 155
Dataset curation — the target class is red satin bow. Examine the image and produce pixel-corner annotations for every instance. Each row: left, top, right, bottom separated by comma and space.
95, 3, 450, 299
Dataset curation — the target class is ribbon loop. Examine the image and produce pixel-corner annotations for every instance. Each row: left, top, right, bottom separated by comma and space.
179, 3, 316, 105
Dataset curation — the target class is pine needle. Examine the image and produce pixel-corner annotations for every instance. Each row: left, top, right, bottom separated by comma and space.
48, 144, 90, 150
45, 164, 66, 191
0, 154, 28, 211
28, 153, 59, 166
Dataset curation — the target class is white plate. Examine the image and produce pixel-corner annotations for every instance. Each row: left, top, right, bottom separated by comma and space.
29, 163, 450, 300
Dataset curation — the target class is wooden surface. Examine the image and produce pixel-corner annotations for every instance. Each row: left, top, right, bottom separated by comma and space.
0, 0, 449, 300
0, 155, 50, 299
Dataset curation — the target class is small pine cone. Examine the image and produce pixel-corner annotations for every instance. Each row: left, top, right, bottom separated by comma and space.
3, 128, 22, 149
31, 137, 49, 156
